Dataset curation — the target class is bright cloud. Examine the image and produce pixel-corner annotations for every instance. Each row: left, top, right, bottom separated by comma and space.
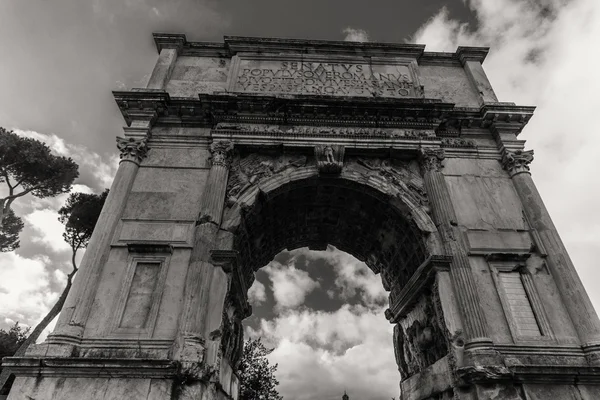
0, 253, 60, 328
343, 27, 370, 42
14, 129, 118, 190
263, 261, 320, 310
412, 0, 600, 313
248, 279, 267, 306
249, 304, 398, 400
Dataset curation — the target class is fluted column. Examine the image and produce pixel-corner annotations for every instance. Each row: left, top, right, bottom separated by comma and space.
502, 149, 600, 351
50, 137, 148, 342
175, 141, 234, 372
419, 148, 492, 349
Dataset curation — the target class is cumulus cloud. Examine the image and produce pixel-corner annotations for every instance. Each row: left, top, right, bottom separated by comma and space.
293, 247, 388, 306
24, 209, 71, 253
0, 253, 61, 329
343, 27, 370, 42
14, 129, 118, 190
264, 261, 320, 310
248, 279, 267, 306
411, 0, 600, 313
249, 304, 398, 400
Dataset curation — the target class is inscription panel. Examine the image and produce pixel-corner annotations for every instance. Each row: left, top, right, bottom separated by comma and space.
230, 55, 423, 98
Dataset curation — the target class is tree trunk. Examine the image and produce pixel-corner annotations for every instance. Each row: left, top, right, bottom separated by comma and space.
0, 268, 75, 392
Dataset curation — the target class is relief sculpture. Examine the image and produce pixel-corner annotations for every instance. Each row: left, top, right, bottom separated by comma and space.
227, 153, 307, 204
393, 291, 449, 379
354, 157, 428, 208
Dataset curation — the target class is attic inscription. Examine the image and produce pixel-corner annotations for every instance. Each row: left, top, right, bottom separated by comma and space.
234, 60, 422, 98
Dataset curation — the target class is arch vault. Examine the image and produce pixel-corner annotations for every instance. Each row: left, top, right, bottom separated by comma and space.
4, 34, 600, 400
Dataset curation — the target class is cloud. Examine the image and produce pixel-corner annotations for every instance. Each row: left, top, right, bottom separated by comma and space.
264, 261, 320, 310
412, 0, 600, 313
14, 129, 118, 191
342, 27, 369, 42
0, 253, 61, 330
291, 247, 388, 306
248, 279, 267, 306
24, 209, 71, 253
249, 304, 398, 400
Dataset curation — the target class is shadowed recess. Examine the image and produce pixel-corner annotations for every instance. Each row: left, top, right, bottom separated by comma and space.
234, 177, 429, 292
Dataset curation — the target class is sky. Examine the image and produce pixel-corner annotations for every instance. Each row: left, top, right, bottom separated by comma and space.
1, 0, 600, 399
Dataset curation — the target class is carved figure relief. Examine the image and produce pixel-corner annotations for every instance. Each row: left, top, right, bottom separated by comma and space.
226, 153, 308, 204
392, 291, 449, 379
352, 157, 428, 208
220, 299, 244, 369
315, 144, 344, 174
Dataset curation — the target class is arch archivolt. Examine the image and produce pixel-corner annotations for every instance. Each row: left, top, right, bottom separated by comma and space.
220, 148, 442, 290
214, 146, 451, 383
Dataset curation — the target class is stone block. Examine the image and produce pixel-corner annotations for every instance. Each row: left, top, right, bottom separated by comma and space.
466, 230, 532, 254
419, 65, 480, 107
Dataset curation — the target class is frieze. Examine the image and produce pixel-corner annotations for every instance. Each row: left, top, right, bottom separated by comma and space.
214, 123, 436, 139
226, 153, 309, 204
393, 292, 449, 379
351, 157, 428, 208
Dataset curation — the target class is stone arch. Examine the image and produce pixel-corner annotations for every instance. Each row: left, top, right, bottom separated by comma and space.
221, 157, 440, 294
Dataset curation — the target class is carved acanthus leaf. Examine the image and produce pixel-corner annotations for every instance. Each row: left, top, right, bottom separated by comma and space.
419, 148, 445, 172
116, 136, 148, 162
210, 140, 234, 167
501, 149, 534, 176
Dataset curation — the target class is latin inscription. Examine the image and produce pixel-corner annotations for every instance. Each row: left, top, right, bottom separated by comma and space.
235, 60, 421, 98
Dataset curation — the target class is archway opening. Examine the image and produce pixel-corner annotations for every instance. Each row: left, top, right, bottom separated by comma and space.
224, 176, 437, 398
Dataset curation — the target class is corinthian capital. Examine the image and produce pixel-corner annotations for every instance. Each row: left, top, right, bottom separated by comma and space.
116, 136, 148, 163
419, 148, 445, 173
210, 140, 234, 167
501, 149, 534, 177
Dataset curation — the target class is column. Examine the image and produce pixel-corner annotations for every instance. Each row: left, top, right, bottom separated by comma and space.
419, 148, 492, 349
146, 48, 178, 90
50, 137, 149, 342
175, 141, 234, 373
501, 149, 600, 350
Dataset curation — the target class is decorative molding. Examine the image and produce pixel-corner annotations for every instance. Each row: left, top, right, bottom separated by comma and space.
315, 144, 344, 174
386, 255, 452, 323
127, 243, 173, 254
418, 147, 445, 173
502, 148, 534, 177
209, 140, 234, 167
2, 357, 178, 378
116, 136, 148, 163
210, 250, 251, 319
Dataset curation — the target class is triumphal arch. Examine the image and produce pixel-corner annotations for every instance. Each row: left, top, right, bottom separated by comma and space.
5, 34, 600, 400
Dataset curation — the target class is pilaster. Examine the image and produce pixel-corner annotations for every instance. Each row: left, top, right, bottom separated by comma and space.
418, 148, 493, 351
51, 135, 150, 343
175, 141, 234, 373
456, 47, 498, 105
146, 36, 183, 89
500, 148, 600, 360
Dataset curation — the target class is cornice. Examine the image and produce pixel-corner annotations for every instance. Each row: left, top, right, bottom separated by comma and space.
112, 90, 535, 139
152, 32, 187, 54
456, 46, 490, 65
151, 32, 495, 66
2, 356, 177, 378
